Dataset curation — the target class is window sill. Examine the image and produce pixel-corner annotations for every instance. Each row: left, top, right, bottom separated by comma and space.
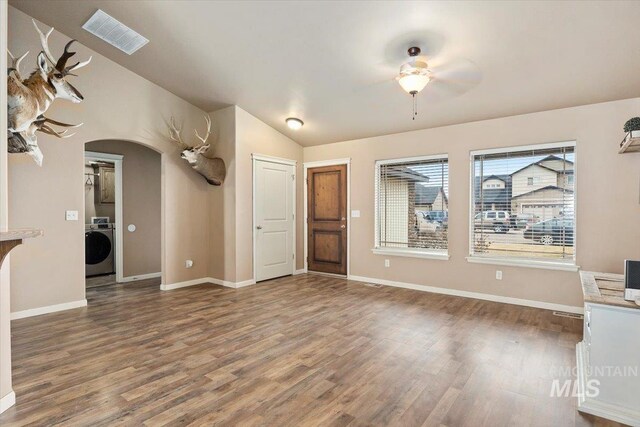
371, 248, 450, 261
466, 256, 579, 272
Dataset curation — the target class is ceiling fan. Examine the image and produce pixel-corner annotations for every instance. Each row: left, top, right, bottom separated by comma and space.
367, 33, 482, 120
396, 46, 431, 120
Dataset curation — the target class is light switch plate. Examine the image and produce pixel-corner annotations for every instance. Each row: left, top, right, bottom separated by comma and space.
496, 270, 503, 280
65, 210, 79, 221
351, 210, 361, 218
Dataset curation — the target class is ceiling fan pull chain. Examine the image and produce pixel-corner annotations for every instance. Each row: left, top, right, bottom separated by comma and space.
412, 93, 417, 120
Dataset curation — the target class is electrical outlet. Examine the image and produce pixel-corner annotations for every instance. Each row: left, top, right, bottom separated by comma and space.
384, 259, 390, 268
185, 260, 193, 269
496, 270, 503, 280
65, 210, 78, 221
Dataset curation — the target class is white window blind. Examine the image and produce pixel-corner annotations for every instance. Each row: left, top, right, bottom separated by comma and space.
470, 143, 576, 262
375, 156, 449, 254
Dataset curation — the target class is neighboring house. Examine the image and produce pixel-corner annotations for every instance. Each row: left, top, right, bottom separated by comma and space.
473, 155, 574, 221
510, 155, 574, 219
414, 185, 448, 211
378, 165, 430, 247
473, 174, 512, 211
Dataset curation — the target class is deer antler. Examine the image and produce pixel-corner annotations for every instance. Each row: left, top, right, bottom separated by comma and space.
168, 117, 189, 149
41, 116, 83, 128
32, 116, 82, 139
32, 20, 91, 74
39, 124, 75, 138
194, 114, 212, 147
32, 19, 57, 66
57, 40, 91, 74
7, 50, 29, 80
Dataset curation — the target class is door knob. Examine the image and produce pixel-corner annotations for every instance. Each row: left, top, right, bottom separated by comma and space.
256, 225, 263, 230
341, 225, 346, 229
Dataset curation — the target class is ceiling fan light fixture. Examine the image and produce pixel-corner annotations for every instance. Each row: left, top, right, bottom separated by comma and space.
398, 73, 431, 95
286, 117, 304, 130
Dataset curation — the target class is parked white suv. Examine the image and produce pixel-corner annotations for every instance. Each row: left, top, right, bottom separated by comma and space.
474, 211, 511, 234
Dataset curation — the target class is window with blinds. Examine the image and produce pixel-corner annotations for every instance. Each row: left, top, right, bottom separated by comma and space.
375, 155, 449, 255
470, 142, 576, 262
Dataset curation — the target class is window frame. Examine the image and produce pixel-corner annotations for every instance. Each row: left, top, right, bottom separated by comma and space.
373, 153, 450, 260
467, 141, 578, 271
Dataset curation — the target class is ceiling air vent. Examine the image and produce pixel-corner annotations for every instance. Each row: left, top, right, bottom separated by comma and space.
82, 9, 148, 55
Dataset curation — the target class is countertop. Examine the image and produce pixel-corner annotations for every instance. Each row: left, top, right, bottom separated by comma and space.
579, 270, 639, 310
0, 229, 44, 241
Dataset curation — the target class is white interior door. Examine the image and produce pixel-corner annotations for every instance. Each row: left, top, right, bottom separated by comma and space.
255, 160, 294, 282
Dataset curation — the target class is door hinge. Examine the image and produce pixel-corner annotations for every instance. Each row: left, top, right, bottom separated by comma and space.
292, 174, 295, 181
292, 253, 295, 260
292, 213, 295, 220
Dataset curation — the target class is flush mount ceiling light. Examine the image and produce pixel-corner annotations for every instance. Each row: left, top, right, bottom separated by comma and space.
286, 117, 304, 130
397, 47, 431, 120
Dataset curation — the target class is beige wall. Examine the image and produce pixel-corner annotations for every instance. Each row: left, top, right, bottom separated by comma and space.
1, 0, 13, 405
304, 98, 640, 308
85, 141, 162, 277
207, 106, 236, 282
205, 106, 304, 283
8, 6, 210, 312
234, 107, 304, 282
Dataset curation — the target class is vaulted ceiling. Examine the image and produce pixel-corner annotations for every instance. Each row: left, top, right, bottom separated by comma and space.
9, 0, 640, 146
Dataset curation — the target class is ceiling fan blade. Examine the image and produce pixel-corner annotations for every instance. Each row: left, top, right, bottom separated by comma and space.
427, 58, 482, 99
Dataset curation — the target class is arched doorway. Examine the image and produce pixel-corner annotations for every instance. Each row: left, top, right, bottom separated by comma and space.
84, 140, 163, 290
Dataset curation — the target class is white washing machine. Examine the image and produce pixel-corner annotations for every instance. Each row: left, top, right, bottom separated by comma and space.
85, 224, 115, 276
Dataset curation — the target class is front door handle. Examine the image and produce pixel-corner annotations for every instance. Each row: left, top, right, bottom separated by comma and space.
256, 225, 263, 230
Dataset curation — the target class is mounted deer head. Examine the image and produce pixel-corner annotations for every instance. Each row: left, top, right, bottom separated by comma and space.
6, 19, 90, 165
168, 115, 226, 186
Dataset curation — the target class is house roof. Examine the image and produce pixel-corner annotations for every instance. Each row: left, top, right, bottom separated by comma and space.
473, 174, 512, 206
539, 154, 574, 165
415, 185, 447, 206
475, 188, 510, 204
383, 165, 430, 183
482, 174, 511, 183
511, 185, 574, 199
511, 155, 573, 176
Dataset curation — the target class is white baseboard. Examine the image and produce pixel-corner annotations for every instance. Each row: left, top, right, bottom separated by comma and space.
234, 279, 257, 288
11, 299, 88, 321
349, 275, 583, 314
208, 278, 236, 288
161, 277, 256, 290
160, 277, 214, 291
0, 391, 15, 414
294, 269, 307, 275
120, 272, 161, 283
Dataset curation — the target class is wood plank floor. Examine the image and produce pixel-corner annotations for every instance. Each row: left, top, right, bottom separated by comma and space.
0, 274, 621, 426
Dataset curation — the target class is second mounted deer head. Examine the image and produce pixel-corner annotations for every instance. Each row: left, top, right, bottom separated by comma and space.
7, 19, 91, 165
168, 114, 226, 186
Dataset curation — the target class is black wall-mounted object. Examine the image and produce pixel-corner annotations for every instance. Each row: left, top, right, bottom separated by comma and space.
624, 259, 640, 301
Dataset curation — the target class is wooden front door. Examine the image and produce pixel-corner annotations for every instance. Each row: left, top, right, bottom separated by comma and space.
307, 164, 347, 275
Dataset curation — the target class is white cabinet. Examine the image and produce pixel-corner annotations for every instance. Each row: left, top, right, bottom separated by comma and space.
577, 272, 640, 425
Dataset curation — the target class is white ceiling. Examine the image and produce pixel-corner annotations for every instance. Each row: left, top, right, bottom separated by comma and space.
9, 0, 640, 146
